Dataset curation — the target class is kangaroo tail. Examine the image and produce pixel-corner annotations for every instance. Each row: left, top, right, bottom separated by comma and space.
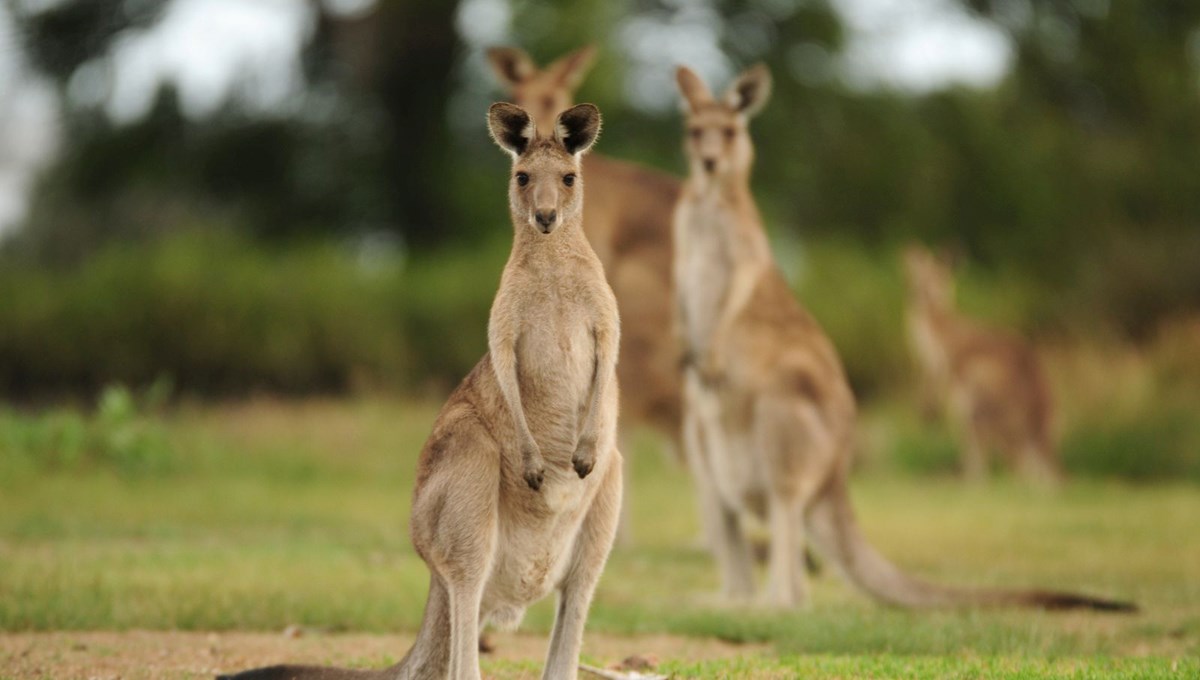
805, 477, 1137, 613
218, 573, 451, 680
216, 665, 392, 680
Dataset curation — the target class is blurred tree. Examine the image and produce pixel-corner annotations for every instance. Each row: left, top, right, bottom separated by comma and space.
312, 0, 462, 247
948, 0, 1200, 330
8, 0, 167, 82
5, 0, 1199, 333
6, 0, 466, 260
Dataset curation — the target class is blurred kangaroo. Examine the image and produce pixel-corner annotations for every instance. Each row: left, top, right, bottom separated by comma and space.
903, 246, 1061, 482
672, 64, 1131, 611
217, 102, 622, 680
488, 46, 684, 460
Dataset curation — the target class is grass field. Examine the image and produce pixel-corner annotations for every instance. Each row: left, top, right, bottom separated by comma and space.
1, 397, 1198, 678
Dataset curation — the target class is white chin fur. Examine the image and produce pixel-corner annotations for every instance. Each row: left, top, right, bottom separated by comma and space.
528, 218, 555, 234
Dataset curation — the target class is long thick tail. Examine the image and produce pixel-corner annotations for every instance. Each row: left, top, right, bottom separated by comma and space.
216, 665, 392, 680
218, 573, 451, 680
805, 478, 1137, 612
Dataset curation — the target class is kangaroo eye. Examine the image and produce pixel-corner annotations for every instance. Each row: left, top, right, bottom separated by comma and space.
563, 173, 576, 187
724, 127, 736, 140
690, 128, 702, 140
515, 172, 529, 186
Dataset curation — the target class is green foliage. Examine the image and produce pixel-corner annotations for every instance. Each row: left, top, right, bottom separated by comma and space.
0, 231, 505, 396
1062, 404, 1200, 483
0, 383, 173, 476
791, 239, 909, 398
887, 421, 962, 477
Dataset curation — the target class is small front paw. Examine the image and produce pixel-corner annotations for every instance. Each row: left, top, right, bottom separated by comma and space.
679, 347, 697, 370
523, 463, 545, 490
572, 456, 594, 479
571, 440, 596, 479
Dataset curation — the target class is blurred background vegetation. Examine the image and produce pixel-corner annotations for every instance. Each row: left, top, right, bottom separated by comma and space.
0, 0, 1198, 479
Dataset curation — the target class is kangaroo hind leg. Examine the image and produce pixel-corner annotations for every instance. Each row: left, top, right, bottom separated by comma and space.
759, 398, 835, 608
543, 454, 623, 680
685, 374, 755, 600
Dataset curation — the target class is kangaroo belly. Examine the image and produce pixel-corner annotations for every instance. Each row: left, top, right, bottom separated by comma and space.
484, 491, 591, 611
712, 424, 767, 511
517, 304, 596, 453
685, 373, 763, 510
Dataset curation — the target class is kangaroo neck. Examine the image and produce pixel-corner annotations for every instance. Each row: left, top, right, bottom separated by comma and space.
686, 171, 772, 267
916, 296, 965, 348
508, 214, 592, 265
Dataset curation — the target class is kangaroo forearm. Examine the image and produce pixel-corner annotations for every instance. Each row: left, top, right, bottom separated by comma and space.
578, 369, 611, 443
711, 266, 760, 354
578, 329, 617, 442
491, 348, 536, 447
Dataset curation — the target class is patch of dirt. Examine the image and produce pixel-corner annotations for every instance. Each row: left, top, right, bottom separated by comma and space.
0, 630, 767, 679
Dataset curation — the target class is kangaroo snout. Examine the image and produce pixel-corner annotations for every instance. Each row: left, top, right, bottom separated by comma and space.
703, 158, 717, 173
535, 209, 557, 232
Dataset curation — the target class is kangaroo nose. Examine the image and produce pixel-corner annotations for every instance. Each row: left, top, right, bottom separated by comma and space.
535, 210, 557, 231
703, 158, 716, 173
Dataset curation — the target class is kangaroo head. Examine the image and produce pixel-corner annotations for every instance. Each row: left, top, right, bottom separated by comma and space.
903, 245, 957, 311
487, 45, 597, 136
675, 63, 771, 185
488, 101, 601, 236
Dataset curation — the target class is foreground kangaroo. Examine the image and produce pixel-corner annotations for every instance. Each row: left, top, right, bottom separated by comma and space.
488, 46, 683, 457
672, 64, 1131, 611
903, 246, 1061, 482
218, 102, 622, 680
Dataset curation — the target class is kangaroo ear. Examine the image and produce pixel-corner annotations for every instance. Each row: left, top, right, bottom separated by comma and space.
546, 44, 597, 90
488, 103, 535, 157
554, 103, 601, 156
486, 46, 536, 88
724, 63, 772, 117
675, 66, 713, 112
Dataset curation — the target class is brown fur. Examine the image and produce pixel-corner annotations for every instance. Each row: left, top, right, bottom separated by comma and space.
218, 103, 624, 680
903, 246, 1061, 483
487, 46, 684, 453
672, 64, 1131, 612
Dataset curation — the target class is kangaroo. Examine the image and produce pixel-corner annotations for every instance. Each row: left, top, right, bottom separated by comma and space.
488, 46, 684, 459
672, 64, 1132, 611
903, 245, 1061, 482
217, 102, 623, 680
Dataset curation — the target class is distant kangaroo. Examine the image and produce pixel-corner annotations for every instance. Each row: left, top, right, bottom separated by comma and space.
903, 245, 1062, 482
218, 102, 622, 680
672, 63, 1131, 611
488, 46, 684, 460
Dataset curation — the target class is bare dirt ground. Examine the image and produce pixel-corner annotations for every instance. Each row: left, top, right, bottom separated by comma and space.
0, 630, 767, 679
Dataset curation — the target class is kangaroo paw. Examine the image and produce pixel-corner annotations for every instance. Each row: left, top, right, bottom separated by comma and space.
523, 462, 545, 490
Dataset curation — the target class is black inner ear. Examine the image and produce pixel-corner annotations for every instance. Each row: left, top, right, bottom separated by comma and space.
499, 57, 527, 84
735, 79, 760, 112
493, 108, 531, 155
488, 48, 532, 85
557, 107, 598, 154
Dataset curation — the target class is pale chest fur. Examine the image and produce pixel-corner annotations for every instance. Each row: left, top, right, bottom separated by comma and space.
908, 308, 952, 384
511, 256, 616, 454
907, 311, 945, 369
674, 192, 734, 357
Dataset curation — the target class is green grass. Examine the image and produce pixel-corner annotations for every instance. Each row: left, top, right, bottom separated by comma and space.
654, 655, 1199, 679
1, 397, 1197, 677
